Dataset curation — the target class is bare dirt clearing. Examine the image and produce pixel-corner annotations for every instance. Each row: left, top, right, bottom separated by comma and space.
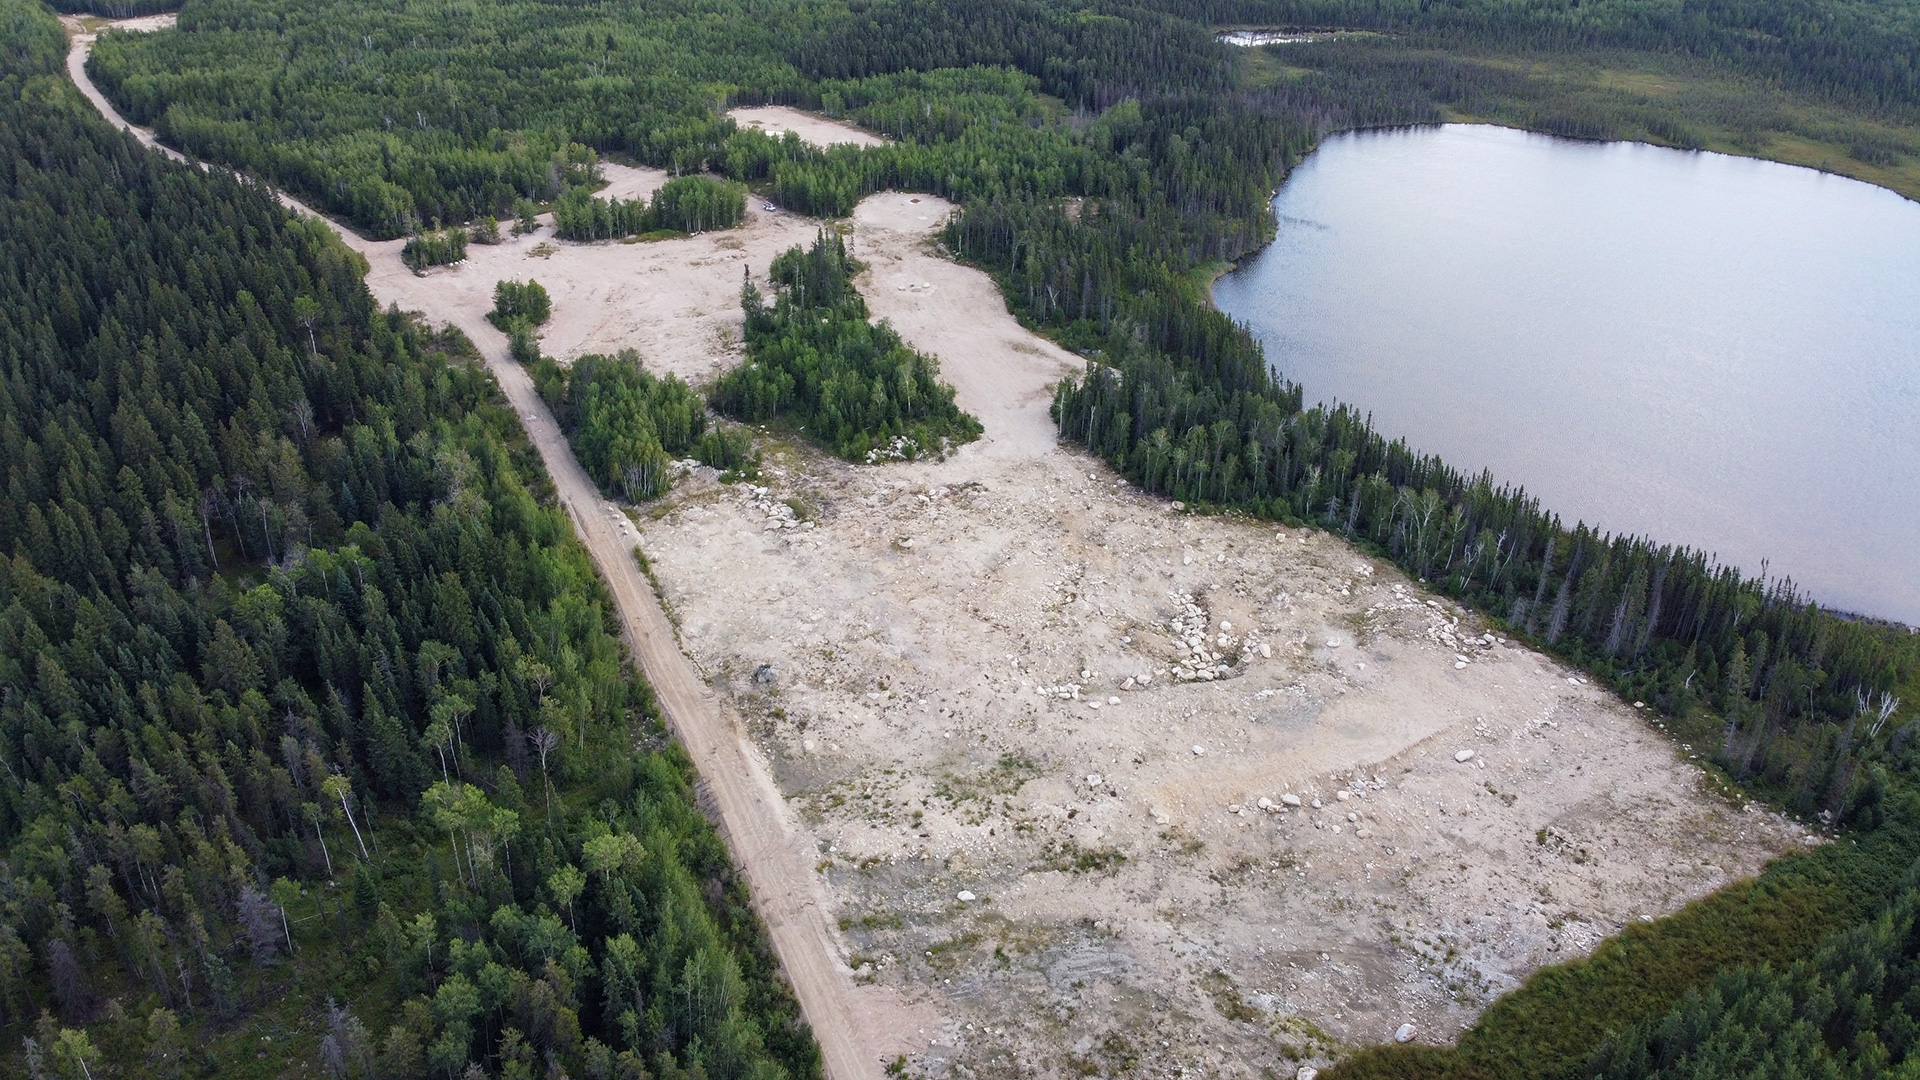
625, 207, 1808, 1076
59, 50, 1806, 1077
371, 177, 826, 384
731, 105, 890, 148
639, 441, 1807, 1079
853, 194, 1080, 458
593, 160, 673, 203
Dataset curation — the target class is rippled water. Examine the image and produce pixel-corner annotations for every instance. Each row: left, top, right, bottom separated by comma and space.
1213, 124, 1920, 624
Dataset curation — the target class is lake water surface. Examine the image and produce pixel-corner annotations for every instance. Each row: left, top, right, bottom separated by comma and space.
1213, 124, 1920, 625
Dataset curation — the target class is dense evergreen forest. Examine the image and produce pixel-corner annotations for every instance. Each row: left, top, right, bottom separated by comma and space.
713, 232, 981, 462
0, 3, 819, 1076
42, 0, 1920, 1074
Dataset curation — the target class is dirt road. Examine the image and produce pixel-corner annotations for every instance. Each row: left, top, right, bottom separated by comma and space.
63, 24, 881, 1080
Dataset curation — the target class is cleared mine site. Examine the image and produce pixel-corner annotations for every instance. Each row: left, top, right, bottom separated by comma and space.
438, 132, 1801, 1078
405, 138, 1802, 1080
74, 65, 1804, 1073
629, 338, 1808, 1077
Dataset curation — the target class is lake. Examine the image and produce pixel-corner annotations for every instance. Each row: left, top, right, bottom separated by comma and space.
1212, 123, 1920, 626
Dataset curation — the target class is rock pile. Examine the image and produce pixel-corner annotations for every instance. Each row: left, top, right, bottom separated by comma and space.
1164, 592, 1262, 681
1035, 681, 1086, 701
740, 485, 806, 531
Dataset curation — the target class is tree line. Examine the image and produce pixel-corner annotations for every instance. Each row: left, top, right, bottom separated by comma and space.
1152, 0, 1919, 119
553, 176, 748, 243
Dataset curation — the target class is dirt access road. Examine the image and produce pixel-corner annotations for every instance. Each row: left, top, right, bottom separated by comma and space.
63, 22, 887, 1080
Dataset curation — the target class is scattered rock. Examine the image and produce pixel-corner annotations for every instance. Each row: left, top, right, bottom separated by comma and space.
1336, 790, 1351, 802
1297, 1068, 1319, 1080
1455, 749, 1476, 763
1086, 774, 1103, 788
1107, 696, 1121, 706
1280, 794, 1302, 807
753, 663, 778, 686
956, 890, 976, 903
1395, 1023, 1417, 1043
1191, 745, 1206, 756
1257, 797, 1272, 809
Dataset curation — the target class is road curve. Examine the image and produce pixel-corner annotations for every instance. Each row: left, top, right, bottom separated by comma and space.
63, 24, 876, 1080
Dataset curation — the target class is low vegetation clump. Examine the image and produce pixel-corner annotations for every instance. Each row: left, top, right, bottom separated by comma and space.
534, 350, 754, 500
712, 230, 980, 462
399, 225, 468, 270
0, 12, 819, 1074
553, 175, 747, 241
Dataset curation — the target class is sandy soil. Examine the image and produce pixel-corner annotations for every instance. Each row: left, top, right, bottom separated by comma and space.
62, 47, 1806, 1078
731, 105, 890, 148
853, 195, 1080, 458
363, 182, 825, 384
593, 161, 672, 203
632, 451, 1809, 1078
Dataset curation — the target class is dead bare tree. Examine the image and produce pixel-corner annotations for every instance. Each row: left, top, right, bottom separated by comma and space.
528, 726, 560, 824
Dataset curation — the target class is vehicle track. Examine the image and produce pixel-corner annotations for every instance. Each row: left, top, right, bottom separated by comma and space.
63, 23, 876, 1080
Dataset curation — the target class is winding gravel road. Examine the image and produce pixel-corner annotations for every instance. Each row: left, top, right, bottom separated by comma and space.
63, 22, 875, 1080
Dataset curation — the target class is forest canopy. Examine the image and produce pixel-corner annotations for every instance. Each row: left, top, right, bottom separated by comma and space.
0, 3, 818, 1075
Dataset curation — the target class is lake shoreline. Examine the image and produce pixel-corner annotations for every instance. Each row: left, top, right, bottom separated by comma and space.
1215, 123, 1920, 625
